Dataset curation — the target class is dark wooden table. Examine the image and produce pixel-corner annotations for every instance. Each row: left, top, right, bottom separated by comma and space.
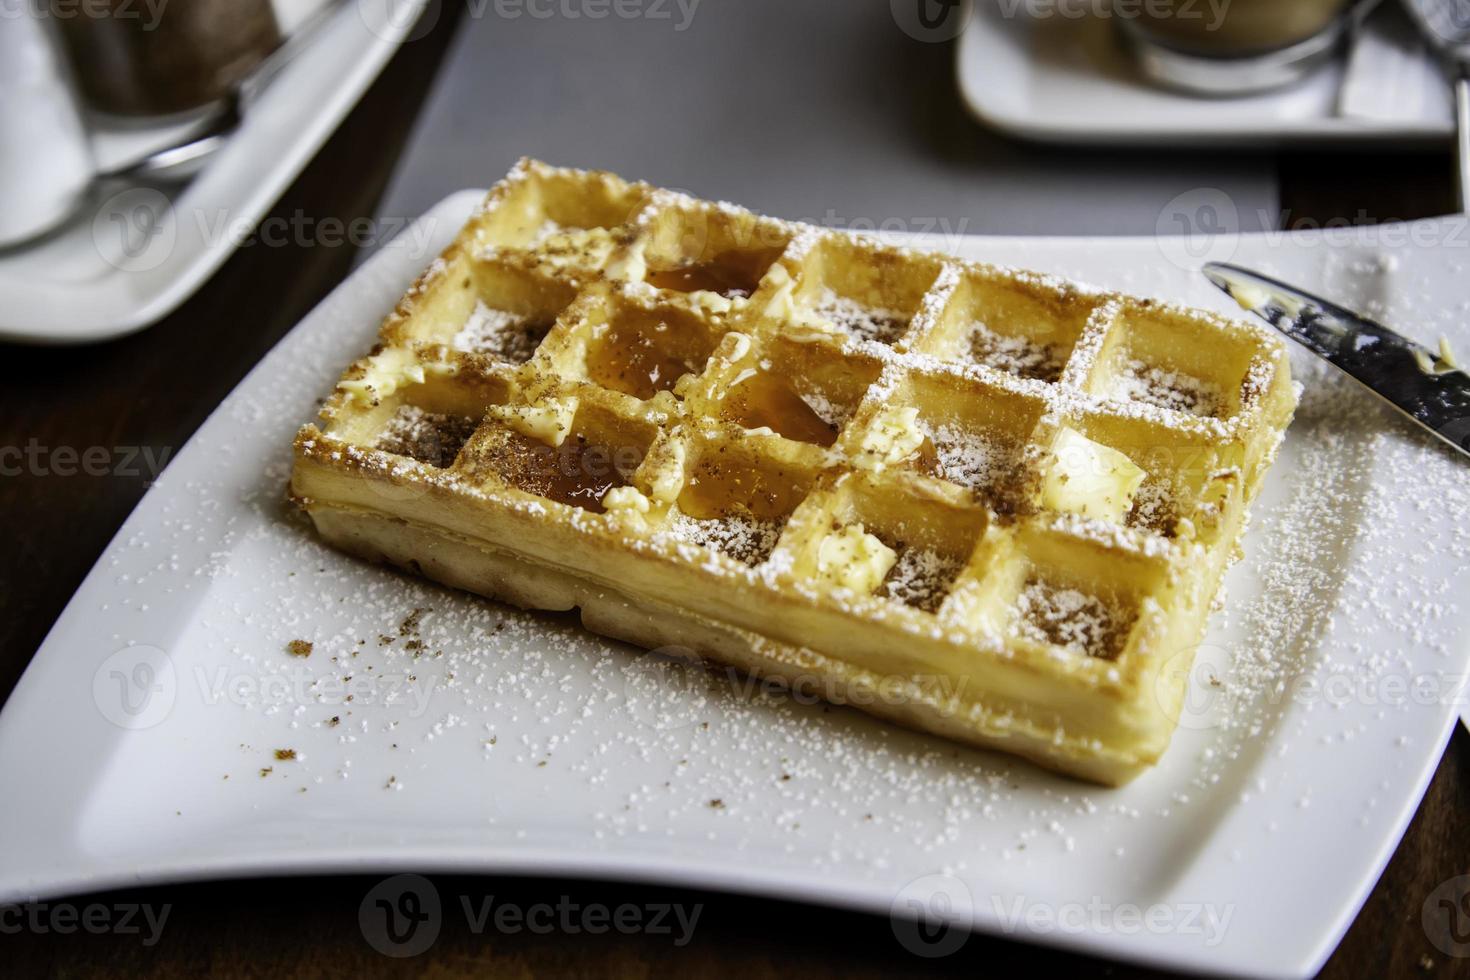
3, 11, 1467, 978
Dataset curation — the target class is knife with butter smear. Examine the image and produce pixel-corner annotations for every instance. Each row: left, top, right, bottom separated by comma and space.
1203, 262, 1470, 462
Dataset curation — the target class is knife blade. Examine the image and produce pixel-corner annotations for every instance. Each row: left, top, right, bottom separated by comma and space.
1202, 262, 1470, 461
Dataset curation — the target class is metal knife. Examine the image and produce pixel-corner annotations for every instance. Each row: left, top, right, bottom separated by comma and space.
1202, 262, 1470, 462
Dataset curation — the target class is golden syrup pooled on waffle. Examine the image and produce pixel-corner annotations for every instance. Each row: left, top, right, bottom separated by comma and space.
480, 432, 635, 514
293, 159, 1299, 785
675, 469, 791, 567
721, 372, 839, 447
679, 452, 805, 523
587, 307, 714, 401
645, 246, 785, 300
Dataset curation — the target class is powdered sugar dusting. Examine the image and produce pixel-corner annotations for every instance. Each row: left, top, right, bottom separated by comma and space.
930, 423, 1013, 495
375, 406, 479, 469
664, 512, 783, 567
813, 289, 910, 345
796, 384, 848, 430
529, 219, 564, 247
1109, 358, 1224, 419
452, 302, 550, 363
1180, 366, 1469, 791
1127, 478, 1178, 536
966, 321, 1064, 383
1014, 580, 1129, 660
882, 548, 963, 613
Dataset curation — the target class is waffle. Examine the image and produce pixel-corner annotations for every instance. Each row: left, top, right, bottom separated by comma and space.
291, 159, 1297, 785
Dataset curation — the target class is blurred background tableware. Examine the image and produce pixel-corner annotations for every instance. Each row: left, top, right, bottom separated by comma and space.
0, 7, 93, 247
958, 0, 1456, 145
50, 0, 282, 121
53, 0, 337, 181
1134, 0, 1350, 52
84, 0, 343, 183
0, 0, 425, 343
1400, 0, 1470, 208
1, 0, 338, 247
1117, 0, 1380, 95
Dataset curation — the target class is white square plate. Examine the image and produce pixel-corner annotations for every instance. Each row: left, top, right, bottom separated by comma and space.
2, 191, 1468, 979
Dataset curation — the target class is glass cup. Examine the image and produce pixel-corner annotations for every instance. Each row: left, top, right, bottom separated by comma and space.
48, 0, 283, 121
1116, 0, 1367, 95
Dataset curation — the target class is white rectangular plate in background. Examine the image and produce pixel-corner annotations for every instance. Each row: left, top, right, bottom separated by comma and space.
957, 2, 1456, 147
0, 191, 1467, 979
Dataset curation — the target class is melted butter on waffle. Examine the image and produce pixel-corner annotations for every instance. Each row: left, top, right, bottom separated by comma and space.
857, 405, 927, 470
293, 159, 1299, 785
814, 523, 898, 595
489, 397, 579, 448
340, 347, 451, 406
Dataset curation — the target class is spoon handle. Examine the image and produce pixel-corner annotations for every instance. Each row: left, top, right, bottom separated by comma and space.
1458, 72, 1470, 213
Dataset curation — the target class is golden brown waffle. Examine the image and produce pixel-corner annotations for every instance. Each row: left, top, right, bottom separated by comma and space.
291, 159, 1298, 785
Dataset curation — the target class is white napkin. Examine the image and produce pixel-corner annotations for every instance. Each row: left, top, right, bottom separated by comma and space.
1338, 4, 1455, 125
